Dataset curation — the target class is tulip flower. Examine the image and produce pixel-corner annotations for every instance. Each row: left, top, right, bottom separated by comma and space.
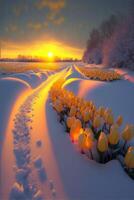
106, 113, 114, 126
83, 111, 91, 122
78, 133, 87, 151
76, 111, 81, 119
93, 116, 101, 129
98, 107, 105, 117
108, 124, 119, 145
116, 115, 123, 126
122, 125, 134, 141
69, 106, 77, 117
70, 119, 82, 142
78, 132, 94, 158
53, 100, 63, 113
86, 134, 94, 150
66, 116, 76, 129
124, 147, 134, 168
84, 128, 93, 136
97, 132, 108, 153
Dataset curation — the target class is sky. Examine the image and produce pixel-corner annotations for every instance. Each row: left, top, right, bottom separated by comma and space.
0, 0, 131, 59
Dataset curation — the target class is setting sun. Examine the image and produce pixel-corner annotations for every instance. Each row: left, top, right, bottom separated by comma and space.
48, 52, 54, 58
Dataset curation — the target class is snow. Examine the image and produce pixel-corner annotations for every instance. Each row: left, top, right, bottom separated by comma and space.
10, 72, 47, 88
0, 77, 31, 137
0, 63, 134, 200
115, 68, 134, 83
10, 182, 25, 199
34, 156, 43, 169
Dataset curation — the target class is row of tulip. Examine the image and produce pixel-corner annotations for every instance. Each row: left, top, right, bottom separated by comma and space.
49, 80, 134, 179
79, 67, 121, 81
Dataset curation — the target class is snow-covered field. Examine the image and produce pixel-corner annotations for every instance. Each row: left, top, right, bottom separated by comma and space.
0, 62, 134, 200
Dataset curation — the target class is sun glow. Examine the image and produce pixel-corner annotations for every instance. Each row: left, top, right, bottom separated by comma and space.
48, 52, 54, 58
2, 40, 83, 60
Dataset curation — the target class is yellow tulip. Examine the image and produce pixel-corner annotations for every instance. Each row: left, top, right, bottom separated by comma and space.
78, 133, 93, 151
124, 147, 134, 168
76, 111, 81, 119
98, 107, 105, 117
70, 119, 82, 141
78, 133, 87, 150
84, 128, 93, 136
106, 113, 114, 125
116, 115, 123, 126
66, 116, 76, 128
83, 111, 91, 122
53, 100, 63, 113
85, 134, 94, 150
69, 106, 77, 117
93, 116, 101, 128
109, 124, 119, 145
97, 132, 108, 152
122, 125, 134, 141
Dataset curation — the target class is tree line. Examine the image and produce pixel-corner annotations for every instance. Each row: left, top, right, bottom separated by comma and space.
83, 1, 134, 70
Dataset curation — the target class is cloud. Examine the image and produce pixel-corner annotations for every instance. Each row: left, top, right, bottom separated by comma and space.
53, 16, 64, 25
35, 0, 66, 12
12, 3, 28, 16
5, 24, 18, 33
46, 12, 64, 25
28, 22, 43, 31
35, 0, 65, 26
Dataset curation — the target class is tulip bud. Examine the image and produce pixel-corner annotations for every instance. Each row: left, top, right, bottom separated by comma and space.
97, 132, 108, 152
109, 124, 119, 145
98, 107, 105, 117
83, 111, 90, 122
116, 115, 123, 126
69, 106, 77, 117
86, 134, 94, 150
76, 111, 81, 119
124, 147, 134, 168
106, 113, 114, 125
78, 133, 87, 150
66, 116, 76, 128
53, 100, 63, 113
84, 128, 93, 136
93, 116, 101, 128
122, 125, 134, 141
70, 119, 82, 142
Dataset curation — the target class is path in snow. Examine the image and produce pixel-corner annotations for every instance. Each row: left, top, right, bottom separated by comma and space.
0, 67, 71, 200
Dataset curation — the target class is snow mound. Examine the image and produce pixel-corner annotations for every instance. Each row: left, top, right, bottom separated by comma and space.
38, 72, 47, 81
67, 65, 86, 79
64, 79, 81, 94
65, 77, 134, 127
10, 73, 31, 83
10, 72, 48, 88
29, 73, 42, 88
0, 77, 31, 136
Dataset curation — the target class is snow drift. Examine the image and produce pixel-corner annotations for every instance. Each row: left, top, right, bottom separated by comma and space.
0, 77, 31, 138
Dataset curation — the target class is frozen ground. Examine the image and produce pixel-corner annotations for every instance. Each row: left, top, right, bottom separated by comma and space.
0, 63, 134, 200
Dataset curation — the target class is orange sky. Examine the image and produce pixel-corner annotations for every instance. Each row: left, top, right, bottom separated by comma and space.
1, 39, 83, 59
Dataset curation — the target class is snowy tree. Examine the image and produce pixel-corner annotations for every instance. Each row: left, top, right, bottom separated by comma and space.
103, 1, 134, 69
83, 15, 119, 64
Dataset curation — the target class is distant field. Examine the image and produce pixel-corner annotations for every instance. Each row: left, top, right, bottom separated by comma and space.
0, 61, 72, 73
